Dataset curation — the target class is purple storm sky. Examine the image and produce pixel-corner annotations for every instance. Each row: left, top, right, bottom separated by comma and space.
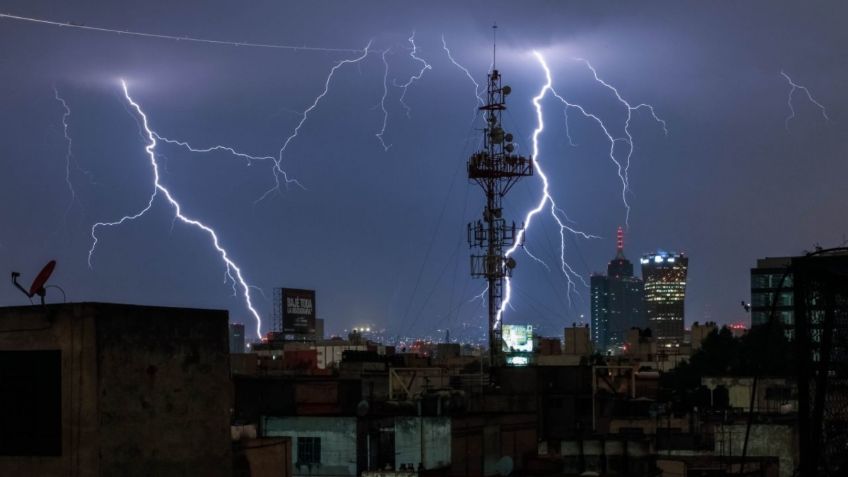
0, 1, 845, 339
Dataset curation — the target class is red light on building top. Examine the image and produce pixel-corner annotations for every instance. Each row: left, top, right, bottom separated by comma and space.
616, 226, 624, 253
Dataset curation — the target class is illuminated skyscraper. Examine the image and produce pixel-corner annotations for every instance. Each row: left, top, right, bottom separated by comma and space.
590, 275, 610, 349
641, 250, 688, 344
590, 227, 645, 352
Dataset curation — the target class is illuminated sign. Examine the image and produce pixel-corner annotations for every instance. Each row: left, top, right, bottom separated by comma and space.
502, 324, 533, 352
506, 356, 529, 366
281, 288, 316, 334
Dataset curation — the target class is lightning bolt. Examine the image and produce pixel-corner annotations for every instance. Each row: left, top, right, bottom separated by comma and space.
262, 41, 373, 202
469, 285, 489, 306
53, 87, 78, 214
572, 58, 667, 225
441, 35, 484, 106
89, 80, 264, 339
780, 70, 829, 130
394, 32, 431, 118
376, 48, 392, 151
495, 53, 667, 327
522, 245, 552, 271
562, 108, 578, 147
496, 52, 599, 327
142, 42, 383, 202
54, 87, 96, 226
151, 133, 304, 190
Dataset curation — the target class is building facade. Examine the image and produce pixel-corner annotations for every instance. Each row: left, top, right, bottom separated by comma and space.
750, 257, 794, 338
590, 228, 645, 352
0, 303, 232, 477
590, 275, 610, 350
641, 251, 688, 344
230, 322, 246, 353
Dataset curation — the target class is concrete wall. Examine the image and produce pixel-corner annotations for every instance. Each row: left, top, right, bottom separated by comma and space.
0, 303, 232, 477
394, 417, 451, 470
451, 413, 536, 477
263, 416, 357, 477
95, 304, 232, 476
233, 437, 292, 477
713, 423, 796, 477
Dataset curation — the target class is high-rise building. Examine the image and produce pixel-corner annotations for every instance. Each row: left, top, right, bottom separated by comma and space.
750, 257, 794, 339
590, 275, 610, 349
590, 227, 645, 352
229, 323, 245, 353
564, 323, 592, 356
641, 250, 688, 344
749, 250, 848, 474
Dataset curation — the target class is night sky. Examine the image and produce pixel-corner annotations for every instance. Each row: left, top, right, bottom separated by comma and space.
1, 1, 845, 340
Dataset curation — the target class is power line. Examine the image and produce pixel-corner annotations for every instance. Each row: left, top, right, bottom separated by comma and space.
0, 12, 365, 53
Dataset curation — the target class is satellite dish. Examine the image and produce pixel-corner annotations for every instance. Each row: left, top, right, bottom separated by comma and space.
30, 260, 56, 297
495, 456, 513, 476
11, 260, 57, 305
502, 85, 512, 96
490, 127, 505, 143
506, 257, 516, 269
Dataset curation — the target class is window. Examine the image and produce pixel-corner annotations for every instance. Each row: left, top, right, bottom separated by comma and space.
751, 291, 794, 308
751, 311, 769, 326
297, 437, 321, 466
0, 350, 62, 456
752, 273, 793, 289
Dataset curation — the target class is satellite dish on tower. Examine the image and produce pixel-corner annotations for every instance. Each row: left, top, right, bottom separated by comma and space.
11, 260, 58, 305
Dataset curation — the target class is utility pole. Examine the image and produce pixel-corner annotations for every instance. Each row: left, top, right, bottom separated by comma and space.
467, 25, 533, 367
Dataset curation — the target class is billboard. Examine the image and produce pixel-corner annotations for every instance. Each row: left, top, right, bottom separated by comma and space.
282, 288, 316, 334
502, 324, 533, 352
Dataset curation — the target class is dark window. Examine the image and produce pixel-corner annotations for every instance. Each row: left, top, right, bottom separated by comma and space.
0, 350, 62, 456
297, 436, 321, 465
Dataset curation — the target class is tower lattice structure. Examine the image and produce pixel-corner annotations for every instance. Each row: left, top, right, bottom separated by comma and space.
467, 61, 533, 366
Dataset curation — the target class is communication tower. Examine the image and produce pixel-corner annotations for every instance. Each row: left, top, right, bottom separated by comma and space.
467, 26, 534, 365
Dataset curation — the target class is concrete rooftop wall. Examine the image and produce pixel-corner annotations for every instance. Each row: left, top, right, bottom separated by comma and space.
0, 303, 232, 477
394, 417, 451, 470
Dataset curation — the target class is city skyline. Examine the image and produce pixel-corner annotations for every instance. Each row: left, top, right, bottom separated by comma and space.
1, 1, 845, 340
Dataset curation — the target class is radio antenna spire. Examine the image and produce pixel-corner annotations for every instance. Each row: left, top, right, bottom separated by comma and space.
492, 23, 498, 71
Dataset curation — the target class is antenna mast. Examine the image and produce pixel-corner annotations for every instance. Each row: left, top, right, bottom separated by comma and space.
492, 23, 497, 71
468, 26, 533, 367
